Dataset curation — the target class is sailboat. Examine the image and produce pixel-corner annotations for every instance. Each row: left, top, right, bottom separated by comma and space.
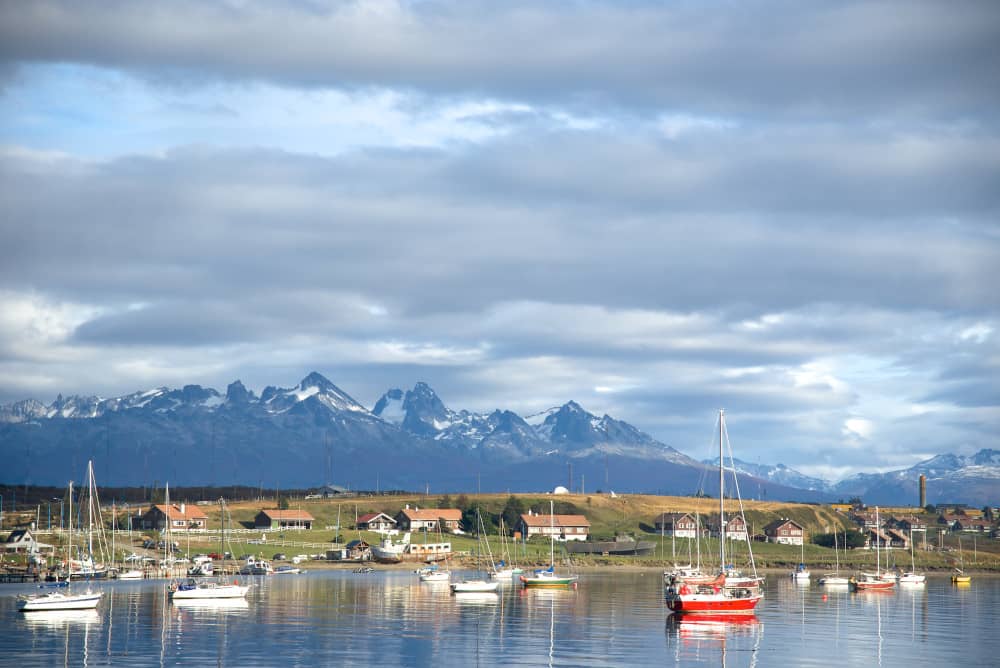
17, 481, 104, 612
520, 500, 579, 588
791, 538, 811, 581
897, 528, 925, 584
451, 508, 500, 593
850, 507, 895, 591
951, 535, 971, 584
664, 410, 763, 614
819, 529, 850, 585
67, 461, 109, 580
489, 518, 522, 579
169, 498, 249, 600
419, 523, 451, 583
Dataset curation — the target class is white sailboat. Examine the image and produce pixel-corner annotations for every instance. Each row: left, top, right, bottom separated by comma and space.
897, 528, 925, 585
451, 508, 500, 593
419, 524, 451, 583
791, 538, 811, 581
17, 481, 104, 612
489, 517, 522, 579
819, 529, 849, 585
170, 498, 249, 600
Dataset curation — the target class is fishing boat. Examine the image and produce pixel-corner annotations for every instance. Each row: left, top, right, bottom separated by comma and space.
520, 500, 579, 588
371, 533, 411, 564
850, 507, 895, 592
664, 410, 763, 615
818, 529, 849, 585
17, 481, 104, 612
239, 556, 274, 576
170, 499, 249, 600
451, 508, 500, 594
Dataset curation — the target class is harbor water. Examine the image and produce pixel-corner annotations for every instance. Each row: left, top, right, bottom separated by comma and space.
1, 570, 998, 667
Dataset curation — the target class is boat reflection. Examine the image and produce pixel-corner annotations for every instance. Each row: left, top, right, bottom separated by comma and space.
665, 613, 761, 643
172, 597, 250, 612
452, 592, 499, 606
20, 609, 102, 628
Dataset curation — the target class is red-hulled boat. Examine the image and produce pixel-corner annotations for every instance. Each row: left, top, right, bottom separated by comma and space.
663, 410, 764, 616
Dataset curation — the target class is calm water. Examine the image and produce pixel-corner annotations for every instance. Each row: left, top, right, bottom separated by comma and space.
2, 571, 998, 667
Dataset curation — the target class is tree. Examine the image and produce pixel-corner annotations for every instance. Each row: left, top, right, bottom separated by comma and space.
278, 496, 290, 510
455, 494, 470, 511
438, 494, 452, 509
924, 504, 937, 515
500, 495, 524, 534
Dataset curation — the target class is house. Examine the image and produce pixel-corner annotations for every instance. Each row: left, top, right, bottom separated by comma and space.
850, 511, 879, 530
653, 513, 698, 538
394, 506, 464, 533
884, 528, 909, 549
254, 509, 315, 530
2, 529, 54, 555
356, 512, 397, 532
139, 503, 210, 532
517, 510, 590, 542
865, 527, 891, 550
329, 539, 371, 561
310, 484, 352, 499
706, 515, 749, 542
892, 516, 928, 534
763, 519, 804, 546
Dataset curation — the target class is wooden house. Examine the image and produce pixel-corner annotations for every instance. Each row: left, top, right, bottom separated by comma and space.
356, 512, 397, 532
254, 509, 315, 530
763, 519, 804, 546
395, 506, 464, 533
653, 513, 698, 538
517, 510, 590, 542
139, 503, 209, 532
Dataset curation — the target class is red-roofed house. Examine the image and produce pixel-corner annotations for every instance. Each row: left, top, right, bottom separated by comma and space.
139, 503, 210, 532
254, 509, 315, 530
395, 506, 464, 533
356, 512, 397, 532
518, 510, 590, 542
763, 519, 804, 546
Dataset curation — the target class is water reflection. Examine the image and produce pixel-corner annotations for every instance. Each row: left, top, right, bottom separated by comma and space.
20, 609, 102, 628
665, 613, 762, 668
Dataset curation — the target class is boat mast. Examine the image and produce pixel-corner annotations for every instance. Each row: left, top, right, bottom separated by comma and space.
67, 480, 73, 585
549, 499, 555, 568
87, 461, 94, 568
719, 409, 725, 571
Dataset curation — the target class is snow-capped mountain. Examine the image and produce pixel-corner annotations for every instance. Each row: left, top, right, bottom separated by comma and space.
702, 457, 832, 492
830, 449, 1000, 506
1, 374, 995, 504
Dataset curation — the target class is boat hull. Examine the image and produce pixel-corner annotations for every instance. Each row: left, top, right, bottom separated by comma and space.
665, 593, 761, 615
519, 574, 578, 588
850, 580, 895, 591
17, 591, 103, 611
170, 584, 249, 600
564, 540, 655, 556
451, 580, 500, 593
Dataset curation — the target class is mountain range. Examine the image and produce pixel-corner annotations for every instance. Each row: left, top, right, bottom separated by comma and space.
1, 372, 996, 505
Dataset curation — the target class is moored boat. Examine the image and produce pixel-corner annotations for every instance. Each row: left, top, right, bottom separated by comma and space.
520, 500, 578, 589
664, 410, 762, 615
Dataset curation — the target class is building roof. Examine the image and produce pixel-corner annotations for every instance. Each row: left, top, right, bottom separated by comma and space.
258, 509, 315, 521
357, 512, 396, 524
399, 508, 463, 522
519, 513, 591, 528
149, 504, 209, 521
654, 512, 694, 523
762, 518, 802, 533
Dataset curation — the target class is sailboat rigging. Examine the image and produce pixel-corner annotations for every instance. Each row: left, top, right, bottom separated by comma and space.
520, 500, 578, 588
169, 498, 249, 600
17, 480, 104, 612
451, 507, 500, 593
664, 409, 762, 614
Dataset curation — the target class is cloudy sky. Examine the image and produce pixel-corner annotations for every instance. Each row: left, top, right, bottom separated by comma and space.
1, 0, 998, 481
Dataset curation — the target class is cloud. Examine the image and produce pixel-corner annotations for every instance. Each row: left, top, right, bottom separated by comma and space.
1, 1, 998, 479
1, 1, 998, 122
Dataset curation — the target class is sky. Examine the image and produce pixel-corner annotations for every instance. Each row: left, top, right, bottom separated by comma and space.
1, 0, 998, 482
